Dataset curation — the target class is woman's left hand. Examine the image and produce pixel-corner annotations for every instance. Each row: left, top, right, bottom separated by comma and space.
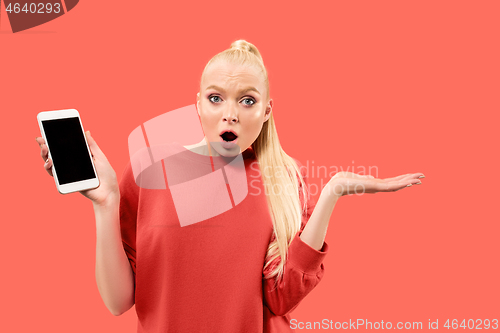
324, 172, 425, 198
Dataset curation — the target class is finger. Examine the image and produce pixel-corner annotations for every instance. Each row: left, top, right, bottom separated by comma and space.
35, 136, 45, 146
407, 178, 423, 186
405, 173, 425, 180
40, 143, 49, 162
383, 173, 424, 183
394, 178, 422, 190
402, 174, 425, 184
383, 174, 410, 182
375, 179, 417, 192
44, 156, 53, 177
85, 131, 104, 160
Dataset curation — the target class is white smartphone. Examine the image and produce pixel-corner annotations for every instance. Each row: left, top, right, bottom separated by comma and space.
37, 109, 100, 194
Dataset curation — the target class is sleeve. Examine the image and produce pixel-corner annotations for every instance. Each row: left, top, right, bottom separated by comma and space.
262, 158, 329, 316
119, 161, 140, 283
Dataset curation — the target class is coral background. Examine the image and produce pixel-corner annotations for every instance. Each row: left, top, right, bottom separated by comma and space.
1, 0, 498, 331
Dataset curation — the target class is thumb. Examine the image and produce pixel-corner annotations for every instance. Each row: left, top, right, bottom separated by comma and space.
85, 131, 103, 158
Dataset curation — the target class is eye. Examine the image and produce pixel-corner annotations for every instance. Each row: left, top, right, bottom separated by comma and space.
209, 95, 222, 103
242, 98, 255, 106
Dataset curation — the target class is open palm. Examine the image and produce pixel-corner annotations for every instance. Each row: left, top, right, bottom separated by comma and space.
325, 171, 425, 197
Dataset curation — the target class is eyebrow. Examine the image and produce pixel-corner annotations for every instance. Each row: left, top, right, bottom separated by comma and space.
205, 85, 260, 95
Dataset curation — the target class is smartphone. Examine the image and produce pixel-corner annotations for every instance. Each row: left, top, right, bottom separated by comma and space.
37, 109, 100, 194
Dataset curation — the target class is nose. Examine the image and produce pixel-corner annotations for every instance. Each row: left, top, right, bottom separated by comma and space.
222, 105, 238, 123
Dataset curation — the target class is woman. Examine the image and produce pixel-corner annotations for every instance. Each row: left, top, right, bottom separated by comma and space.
36, 40, 424, 332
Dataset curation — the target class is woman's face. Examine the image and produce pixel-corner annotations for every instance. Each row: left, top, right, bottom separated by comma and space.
196, 61, 273, 157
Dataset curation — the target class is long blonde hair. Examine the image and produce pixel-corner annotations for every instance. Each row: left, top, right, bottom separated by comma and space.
200, 40, 310, 285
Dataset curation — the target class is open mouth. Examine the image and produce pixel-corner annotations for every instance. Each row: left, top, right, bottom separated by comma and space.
220, 131, 238, 142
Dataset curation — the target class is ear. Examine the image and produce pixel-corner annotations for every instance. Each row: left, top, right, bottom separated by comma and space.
263, 99, 273, 122
196, 92, 201, 116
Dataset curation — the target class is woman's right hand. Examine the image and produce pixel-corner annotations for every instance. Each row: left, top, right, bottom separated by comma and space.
36, 131, 120, 205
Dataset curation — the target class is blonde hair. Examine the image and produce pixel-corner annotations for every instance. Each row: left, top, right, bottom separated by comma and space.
200, 40, 310, 285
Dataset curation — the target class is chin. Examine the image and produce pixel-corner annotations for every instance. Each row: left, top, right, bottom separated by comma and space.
213, 143, 243, 157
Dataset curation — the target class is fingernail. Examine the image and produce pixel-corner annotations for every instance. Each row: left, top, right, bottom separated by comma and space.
416, 182, 422, 185
407, 184, 413, 187
45, 158, 49, 164
418, 175, 425, 178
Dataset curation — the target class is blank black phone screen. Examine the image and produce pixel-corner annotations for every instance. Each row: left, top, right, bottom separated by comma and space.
42, 117, 96, 185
